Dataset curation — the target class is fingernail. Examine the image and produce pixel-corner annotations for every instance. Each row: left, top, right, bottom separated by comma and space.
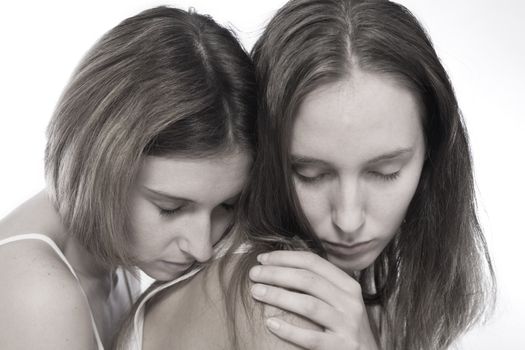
249, 266, 261, 279
251, 284, 267, 297
257, 253, 268, 263
266, 318, 280, 330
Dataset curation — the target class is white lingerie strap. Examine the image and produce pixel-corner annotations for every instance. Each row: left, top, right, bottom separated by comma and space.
130, 241, 251, 349
0, 233, 105, 349
130, 266, 204, 350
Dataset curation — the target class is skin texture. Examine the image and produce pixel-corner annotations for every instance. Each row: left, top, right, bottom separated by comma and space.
0, 193, 105, 349
291, 70, 425, 273
128, 152, 252, 281
143, 256, 322, 350
0, 237, 98, 349
0, 151, 251, 349
249, 69, 426, 349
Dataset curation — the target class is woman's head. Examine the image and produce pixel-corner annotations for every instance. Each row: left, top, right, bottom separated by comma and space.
45, 6, 256, 274
251, 0, 473, 271
291, 70, 425, 272
248, 0, 494, 346
128, 152, 251, 281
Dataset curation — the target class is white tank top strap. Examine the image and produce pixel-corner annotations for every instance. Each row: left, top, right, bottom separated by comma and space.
128, 266, 204, 350
125, 241, 253, 350
0, 233, 105, 350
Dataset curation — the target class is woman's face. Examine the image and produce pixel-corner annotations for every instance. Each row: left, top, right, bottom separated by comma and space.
128, 151, 251, 281
291, 70, 425, 273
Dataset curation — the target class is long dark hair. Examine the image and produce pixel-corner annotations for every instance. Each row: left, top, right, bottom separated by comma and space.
222, 0, 496, 349
45, 6, 256, 267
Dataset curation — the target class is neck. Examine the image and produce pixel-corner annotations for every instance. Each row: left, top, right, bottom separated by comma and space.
2, 189, 116, 290
37, 189, 116, 286
62, 235, 114, 281
36, 188, 114, 280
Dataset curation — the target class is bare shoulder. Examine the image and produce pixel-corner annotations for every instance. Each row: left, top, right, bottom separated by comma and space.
143, 254, 320, 350
0, 239, 96, 349
143, 258, 232, 350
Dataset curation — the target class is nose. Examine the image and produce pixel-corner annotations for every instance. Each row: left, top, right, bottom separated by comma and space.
331, 180, 365, 235
178, 213, 214, 263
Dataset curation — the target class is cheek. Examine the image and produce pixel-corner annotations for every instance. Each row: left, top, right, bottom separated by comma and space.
369, 169, 422, 234
210, 210, 234, 244
294, 181, 329, 229
129, 198, 154, 238
128, 197, 172, 259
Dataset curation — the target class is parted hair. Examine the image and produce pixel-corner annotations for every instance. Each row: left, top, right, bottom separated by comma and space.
222, 0, 496, 349
45, 6, 256, 268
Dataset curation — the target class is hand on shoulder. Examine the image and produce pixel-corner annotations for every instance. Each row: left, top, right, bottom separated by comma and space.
141, 253, 320, 350
248, 251, 380, 350
224, 254, 323, 350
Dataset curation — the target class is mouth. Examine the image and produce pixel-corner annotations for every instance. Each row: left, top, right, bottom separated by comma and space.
322, 240, 374, 258
161, 260, 195, 270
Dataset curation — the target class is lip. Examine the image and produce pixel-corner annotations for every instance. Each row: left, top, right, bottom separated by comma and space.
322, 240, 374, 257
162, 260, 194, 269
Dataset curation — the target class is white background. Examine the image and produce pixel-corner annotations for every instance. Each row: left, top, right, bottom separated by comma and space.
0, 1, 523, 348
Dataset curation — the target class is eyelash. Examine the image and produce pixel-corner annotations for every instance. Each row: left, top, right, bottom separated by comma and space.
159, 202, 236, 217
369, 171, 400, 181
295, 172, 329, 185
159, 206, 183, 216
295, 170, 401, 184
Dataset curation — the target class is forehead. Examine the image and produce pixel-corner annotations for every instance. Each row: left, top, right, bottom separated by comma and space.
291, 70, 423, 166
137, 152, 251, 202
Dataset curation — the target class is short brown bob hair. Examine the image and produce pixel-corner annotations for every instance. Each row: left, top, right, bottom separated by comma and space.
44, 6, 256, 267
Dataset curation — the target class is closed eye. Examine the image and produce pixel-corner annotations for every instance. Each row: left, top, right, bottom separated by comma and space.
368, 171, 400, 181
158, 205, 184, 216
291, 156, 333, 185
294, 171, 330, 184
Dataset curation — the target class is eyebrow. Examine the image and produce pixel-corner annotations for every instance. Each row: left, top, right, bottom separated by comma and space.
366, 148, 414, 164
142, 187, 193, 203
291, 147, 413, 167
290, 155, 332, 168
143, 187, 241, 204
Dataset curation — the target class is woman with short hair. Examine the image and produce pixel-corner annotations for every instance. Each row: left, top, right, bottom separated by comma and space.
0, 6, 256, 349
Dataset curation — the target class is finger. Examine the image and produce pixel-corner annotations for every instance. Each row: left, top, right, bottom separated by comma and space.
257, 251, 359, 294
250, 283, 344, 331
265, 317, 333, 350
249, 265, 349, 308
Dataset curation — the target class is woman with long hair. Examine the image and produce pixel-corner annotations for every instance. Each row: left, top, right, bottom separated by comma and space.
120, 1, 495, 349
0, 6, 256, 350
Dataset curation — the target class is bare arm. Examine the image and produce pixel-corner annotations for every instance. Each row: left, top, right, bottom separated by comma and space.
0, 240, 98, 349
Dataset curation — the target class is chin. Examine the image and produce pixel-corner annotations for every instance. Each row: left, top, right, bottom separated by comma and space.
139, 265, 180, 282
328, 252, 379, 274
